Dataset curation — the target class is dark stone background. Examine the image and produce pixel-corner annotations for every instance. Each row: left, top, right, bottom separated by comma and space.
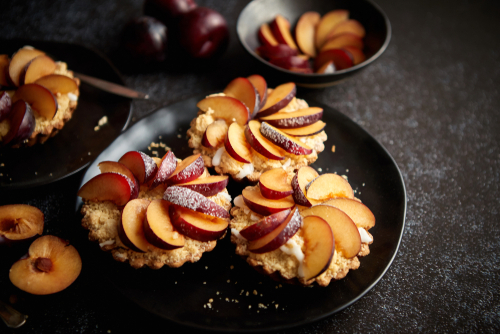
1, 0, 499, 333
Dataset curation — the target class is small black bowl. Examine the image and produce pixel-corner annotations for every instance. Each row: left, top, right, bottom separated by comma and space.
237, 0, 391, 88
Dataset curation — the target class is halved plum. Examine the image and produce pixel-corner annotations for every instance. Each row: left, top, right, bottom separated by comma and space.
0, 204, 44, 247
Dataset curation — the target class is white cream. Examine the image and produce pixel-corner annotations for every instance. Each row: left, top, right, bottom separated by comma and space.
231, 228, 246, 241
282, 158, 291, 170
236, 163, 254, 179
280, 239, 305, 277
358, 228, 372, 243
67, 92, 78, 101
234, 195, 250, 214
250, 214, 259, 221
99, 239, 115, 247
212, 147, 224, 166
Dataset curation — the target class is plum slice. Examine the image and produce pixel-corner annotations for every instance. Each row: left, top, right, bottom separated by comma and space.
305, 173, 354, 201
325, 19, 366, 41
223, 77, 260, 117
176, 175, 229, 197
2, 100, 35, 146
167, 153, 204, 185
269, 15, 298, 50
168, 204, 228, 242
248, 207, 302, 254
242, 187, 295, 216
202, 119, 228, 148
258, 23, 278, 47
8, 47, 45, 87
98, 161, 139, 200
320, 33, 364, 52
117, 199, 152, 252
322, 198, 375, 229
239, 208, 291, 241
314, 49, 354, 72
225, 122, 253, 163
259, 107, 323, 129
12, 83, 58, 119
0, 91, 12, 122
0, 54, 10, 86
291, 166, 319, 207
197, 96, 250, 126
295, 11, 321, 57
315, 10, 349, 49
244, 120, 284, 161
259, 168, 293, 200
35, 74, 79, 94
257, 82, 296, 117
21, 55, 56, 85
280, 121, 326, 137
143, 199, 184, 250
301, 216, 334, 280
163, 186, 229, 219
0, 204, 44, 246
247, 74, 268, 110
118, 151, 158, 184
77, 172, 134, 206
260, 122, 313, 155
151, 150, 177, 188
9, 235, 82, 295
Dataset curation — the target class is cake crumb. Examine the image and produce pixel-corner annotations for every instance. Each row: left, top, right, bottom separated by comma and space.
258, 303, 267, 309
317, 168, 322, 172
331, 145, 336, 152
209, 298, 213, 303
227, 280, 230, 283
94, 116, 108, 131
248, 305, 252, 309
246, 292, 249, 296
253, 290, 258, 295
230, 265, 234, 270
275, 304, 279, 309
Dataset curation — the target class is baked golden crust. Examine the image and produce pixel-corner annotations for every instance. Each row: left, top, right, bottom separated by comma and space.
187, 93, 327, 182
80, 165, 233, 269
229, 185, 373, 287
0, 61, 80, 147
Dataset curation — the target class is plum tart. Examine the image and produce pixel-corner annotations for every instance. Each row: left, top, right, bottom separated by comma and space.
229, 167, 375, 286
0, 46, 80, 147
187, 75, 327, 182
79, 150, 232, 269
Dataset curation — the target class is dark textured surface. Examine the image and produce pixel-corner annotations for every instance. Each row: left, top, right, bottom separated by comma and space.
1, 0, 499, 333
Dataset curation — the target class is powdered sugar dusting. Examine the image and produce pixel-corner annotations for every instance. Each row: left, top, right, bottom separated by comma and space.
139, 151, 158, 180
172, 155, 204, 182
152, 151, 177, 187
163, 186, 229, 219
266, 110, 322, 128
260, 122, 311, 155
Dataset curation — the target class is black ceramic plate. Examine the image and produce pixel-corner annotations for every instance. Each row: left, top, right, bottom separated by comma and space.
0, 39, 132, 189
76, 95, 406, 332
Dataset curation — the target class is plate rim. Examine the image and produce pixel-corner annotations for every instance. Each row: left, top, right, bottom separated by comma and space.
0, 38, 133, 190
76, 95, 407, 332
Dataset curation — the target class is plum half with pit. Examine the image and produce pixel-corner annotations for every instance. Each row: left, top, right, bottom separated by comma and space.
121, 16, 168, 63
177, 7, 229, 60
0, 204, 44, 247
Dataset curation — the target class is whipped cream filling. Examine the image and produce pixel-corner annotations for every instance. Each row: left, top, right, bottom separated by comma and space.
99, 239, 115, 247
280, 239, 305, 277
212, 147, 224, 166
236, 163, 254, 179
358, 228, 372, 243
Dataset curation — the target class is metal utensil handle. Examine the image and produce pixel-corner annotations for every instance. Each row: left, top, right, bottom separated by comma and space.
74, 72, 149, 99
0, 300, 27, 329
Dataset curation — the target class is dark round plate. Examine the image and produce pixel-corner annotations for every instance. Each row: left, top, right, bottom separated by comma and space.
76, 95, 406, 332
0, 39, 132, 189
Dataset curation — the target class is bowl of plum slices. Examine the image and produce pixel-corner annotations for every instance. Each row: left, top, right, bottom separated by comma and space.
237, 0, 391, 88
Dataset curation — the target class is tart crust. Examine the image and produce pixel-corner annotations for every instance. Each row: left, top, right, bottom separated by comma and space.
80, 164, 232, 269
229, 185, 373, 287
187, 92, 327, 182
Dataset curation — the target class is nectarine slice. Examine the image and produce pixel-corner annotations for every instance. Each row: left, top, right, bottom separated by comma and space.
225, 122, 253, 163
258, 23, 279, 47
35, 74, 79, 94
257, 82, 296, 117
0, 204, 44, 244
323, 198, 375, 229
315, 10, 349, 49
143, 199, 184, 250
176, 175, 229, 197
291, 166, 319, 206
248, 207, 302, 254
21, 55, 56, 85
302, 205, 361, 258
163, 186, 230, 219
270, 15, 298, 50
260, 122, 313, 155
259, 107, 323, 128
239, 208, 291, 241
202, 119, 228, 148
9, 235, 82, 295
301, 216, 334, 280
118, 199, 152, 252
242, 187, 295, 216
244, 120, 284, 161
259, 168, 293, 199
118, 151, 158, 184
281, 121, 326, 137
77, 172, 133, 206
8, 47, 45, 87
305, 173, 354, 201
169, 205, 228, 242
223, 77, 260, 117
320, 33, 364, 52
295, 11, 321, 57
12, 83, 58, 119
197, 96, 250, 126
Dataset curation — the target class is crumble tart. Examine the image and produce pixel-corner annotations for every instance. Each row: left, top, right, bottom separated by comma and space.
229, 167, 374, 287
0, 47, 80, 147
79, 153, 232, 269
187, 77, 327, 183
